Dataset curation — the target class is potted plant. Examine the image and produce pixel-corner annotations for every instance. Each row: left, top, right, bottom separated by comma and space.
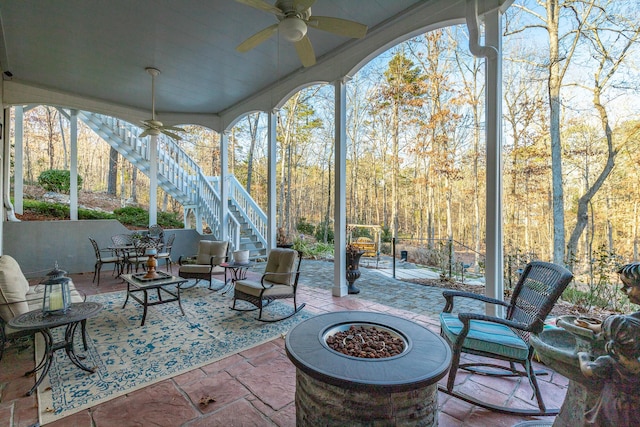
346, 243, 365, 294
277, 226, 293, 248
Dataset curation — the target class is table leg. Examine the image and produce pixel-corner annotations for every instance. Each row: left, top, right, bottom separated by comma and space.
81, 319, 88, 351
24, 329, 54, 396
177, 284, 185, 316
64, 322, 96, 373
140, 289, 149, 326
123, 282, 131, 308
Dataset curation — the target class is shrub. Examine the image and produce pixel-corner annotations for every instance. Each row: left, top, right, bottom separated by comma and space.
113, 206, 184, 229
37, 169, 83, 194
113, 207, 148, 227
314, 222, 334, 244
293, 238, 333, 259
22, 199, 116, 220
296, 218, 315, 235
158, 211, 184, 228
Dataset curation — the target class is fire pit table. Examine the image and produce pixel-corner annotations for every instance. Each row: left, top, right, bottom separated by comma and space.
285, 311, 451, 426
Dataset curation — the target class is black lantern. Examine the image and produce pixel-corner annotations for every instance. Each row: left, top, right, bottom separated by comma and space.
42, 263, 72, 315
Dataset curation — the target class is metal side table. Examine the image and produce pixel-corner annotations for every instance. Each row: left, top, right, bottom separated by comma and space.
8, 301, 103, 396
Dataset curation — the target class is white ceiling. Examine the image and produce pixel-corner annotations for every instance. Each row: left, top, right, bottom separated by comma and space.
0, 0, 511, 131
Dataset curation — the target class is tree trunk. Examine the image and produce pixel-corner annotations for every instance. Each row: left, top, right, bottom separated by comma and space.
547, 0, 565, 264
58, 112, 68, 169
107, 147, 118, 195
246, 114, 259, 194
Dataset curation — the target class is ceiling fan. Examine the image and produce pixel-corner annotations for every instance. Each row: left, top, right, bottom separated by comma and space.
140, 67, 185, 141
235, 0, 368, 67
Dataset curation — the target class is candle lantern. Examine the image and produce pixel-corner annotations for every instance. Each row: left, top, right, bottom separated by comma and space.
42, 263, 72, 315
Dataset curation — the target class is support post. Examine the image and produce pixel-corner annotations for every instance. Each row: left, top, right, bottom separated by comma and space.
333, 78, 348, 297
268, 110, 278, 252
466, 0, 504, 316
14, 106, 23, 215
70, 109, 78, 220
148, 135, 158, 226
220, 131, 229, 241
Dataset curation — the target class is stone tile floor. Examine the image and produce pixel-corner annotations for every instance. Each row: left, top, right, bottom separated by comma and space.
0, 259, 566, 426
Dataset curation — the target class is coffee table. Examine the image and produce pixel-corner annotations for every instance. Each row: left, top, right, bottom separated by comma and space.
8, 302, 103, 396
121, 273, 188, 326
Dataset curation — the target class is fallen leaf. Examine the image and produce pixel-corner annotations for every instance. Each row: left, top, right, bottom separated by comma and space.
199, 396, 216, 406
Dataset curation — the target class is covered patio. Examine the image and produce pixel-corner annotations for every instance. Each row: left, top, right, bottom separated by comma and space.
0, 0, 510, 303
0, 0, 562, 425
1, 261, 567, 426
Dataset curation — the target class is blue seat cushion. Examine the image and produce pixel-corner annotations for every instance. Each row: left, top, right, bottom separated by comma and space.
440, 312, 530, 360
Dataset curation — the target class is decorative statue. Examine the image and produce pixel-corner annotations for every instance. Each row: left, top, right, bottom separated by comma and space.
617, 262, 640, 305
577, 314, 640, 426
576, 262, 640, 427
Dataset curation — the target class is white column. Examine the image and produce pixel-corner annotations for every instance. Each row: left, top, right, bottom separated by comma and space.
70, 109, 78, 220
220, 131, 229, 241
148, 135, 158, 226
485, 9, 504, 316
333, 79, 348, 297
2, 108, 17, 223
14, 106, 23, 215
267, 110, 278, 251
466, 0, 504, 316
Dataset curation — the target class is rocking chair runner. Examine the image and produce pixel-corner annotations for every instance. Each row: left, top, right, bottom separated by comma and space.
231, 248, 305, 322
438, 261, 573, 416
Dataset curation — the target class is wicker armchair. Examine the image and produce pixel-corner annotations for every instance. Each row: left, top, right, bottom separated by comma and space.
231, 248, 305, 322
438, 261, 573, 416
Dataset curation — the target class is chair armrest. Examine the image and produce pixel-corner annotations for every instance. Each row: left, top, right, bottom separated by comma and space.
178, 255, 197, 266
260, 271, 299, 288
208, 255, 229, 266
442, 290, 509, 313
457, 312, 533, 333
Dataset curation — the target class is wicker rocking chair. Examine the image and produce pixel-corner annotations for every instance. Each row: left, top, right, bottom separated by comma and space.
438, 261, 573, 416
231, 248, 305, 322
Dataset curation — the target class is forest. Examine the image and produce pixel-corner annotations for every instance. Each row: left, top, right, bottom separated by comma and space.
10, 0, 640, 307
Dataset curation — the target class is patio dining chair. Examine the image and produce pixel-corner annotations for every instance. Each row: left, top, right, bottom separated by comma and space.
147, 224, 164, 247
231, 248, 305, 322
156, 233, 175, 273
123, 237, 160, 274
438, 261, 573, 416
89, 237, 121, 285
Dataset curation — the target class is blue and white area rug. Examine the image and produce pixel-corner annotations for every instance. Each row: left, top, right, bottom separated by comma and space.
35, 280, 313, 425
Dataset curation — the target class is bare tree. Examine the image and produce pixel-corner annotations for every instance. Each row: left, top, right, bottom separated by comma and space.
565, 5, 640, 263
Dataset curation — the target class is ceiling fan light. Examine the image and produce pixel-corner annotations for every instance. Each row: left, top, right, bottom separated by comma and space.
279, 17, 307, 42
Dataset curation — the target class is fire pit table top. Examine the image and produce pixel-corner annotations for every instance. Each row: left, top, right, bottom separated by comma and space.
285, 311, 451, 392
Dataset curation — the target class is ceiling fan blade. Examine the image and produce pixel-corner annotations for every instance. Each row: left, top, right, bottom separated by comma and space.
236, 24, 278, 52
307, 16, 368, 39
234, 0, 282, 15
162, 125, 186, 132
294, 0, 316, 12
294, 35, 316, 67
161, 129, 183, 141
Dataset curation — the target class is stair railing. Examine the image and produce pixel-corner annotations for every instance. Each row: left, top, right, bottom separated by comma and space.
77, 111, 264, 246
227, 176, 268, 250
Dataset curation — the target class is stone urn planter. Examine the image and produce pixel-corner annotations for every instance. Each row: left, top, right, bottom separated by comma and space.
346, 246, 365, 294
